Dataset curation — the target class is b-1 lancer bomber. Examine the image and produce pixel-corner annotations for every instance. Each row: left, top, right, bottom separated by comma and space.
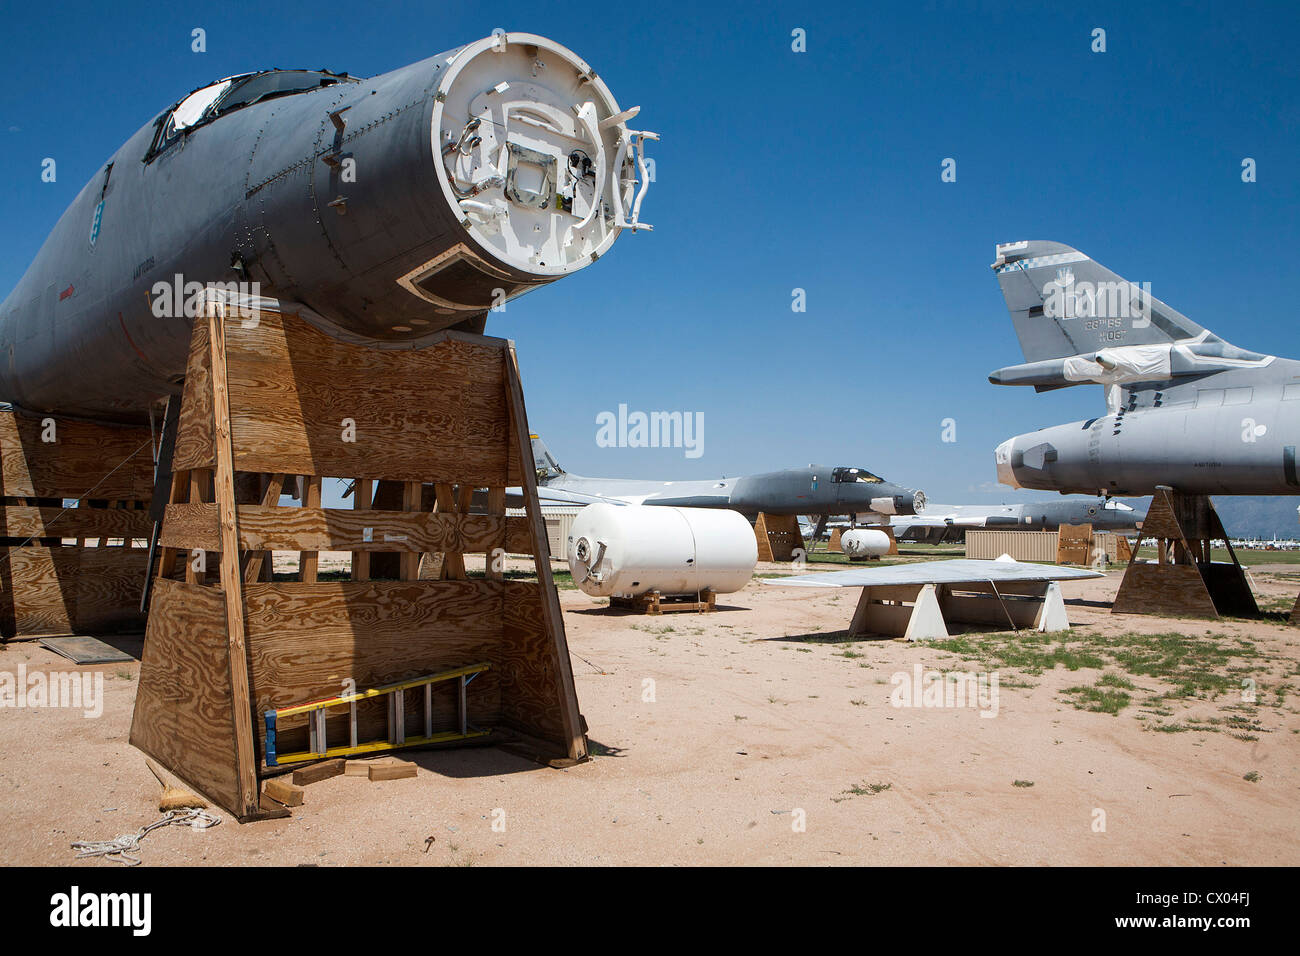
528, 436, 926, 520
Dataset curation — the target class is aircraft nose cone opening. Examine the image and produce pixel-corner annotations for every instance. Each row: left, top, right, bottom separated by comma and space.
429, 33, 656, 283
912, 490, 926, 514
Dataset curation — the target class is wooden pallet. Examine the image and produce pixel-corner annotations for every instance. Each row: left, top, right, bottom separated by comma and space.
129, 302, 586, 820
1111, 486, 1256, 619
0, 410, 155, 640
609, 589, 716, 615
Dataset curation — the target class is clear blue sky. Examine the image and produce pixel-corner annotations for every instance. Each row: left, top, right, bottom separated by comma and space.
2, 0, 1297, 504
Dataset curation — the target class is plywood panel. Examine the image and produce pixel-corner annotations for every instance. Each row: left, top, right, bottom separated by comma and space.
498, 581, 567, 749
129, 579, 242, 811
0, 411, 154, 500
175, 311, 511, 485
243, 580, 503, 703
242, 580, 504, 753
0, 548, 77, 636
1112, 561, 1218, 618
1, 505, 152, 541
74, 548, 150, 632
160, 503, 512, 554
171, 316, 215, 471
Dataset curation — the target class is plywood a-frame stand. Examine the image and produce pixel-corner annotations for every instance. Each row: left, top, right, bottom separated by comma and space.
0, 411, 154, 639
754, 513, 804, 562
129, 303, 586, 820
1112, 486, 1256, 619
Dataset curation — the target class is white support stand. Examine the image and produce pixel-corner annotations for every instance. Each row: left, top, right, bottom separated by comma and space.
1034, 581, 1070, 633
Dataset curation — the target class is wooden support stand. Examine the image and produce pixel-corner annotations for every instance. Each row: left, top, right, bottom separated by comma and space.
129, 303, 586, 820
1055, 523, 1093, 565
0, 411, 155, 640
847, 580, 1071, 642
609, 589, 716, 615
754, 513, 805, 562
1112, 486, 1257, 619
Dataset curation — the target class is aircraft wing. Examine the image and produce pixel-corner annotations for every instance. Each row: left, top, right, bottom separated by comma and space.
503, 485, 628, 508
762, 558, 1103, 589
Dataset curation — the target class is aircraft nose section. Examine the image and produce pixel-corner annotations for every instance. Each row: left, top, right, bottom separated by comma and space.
995, 438, 1022, 489
868, 487, 925, 515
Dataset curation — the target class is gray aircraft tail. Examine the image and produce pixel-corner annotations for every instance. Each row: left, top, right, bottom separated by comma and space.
991, 240, 1210, 364
530, 434, 565, 479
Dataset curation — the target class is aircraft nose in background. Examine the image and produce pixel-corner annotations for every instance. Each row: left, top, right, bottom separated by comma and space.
865, 485, 926, 516
995, 438, 1021, 489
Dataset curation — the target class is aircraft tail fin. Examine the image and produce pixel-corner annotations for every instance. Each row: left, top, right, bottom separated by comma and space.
991, 240, 1210, 363
530, 434, 564, 479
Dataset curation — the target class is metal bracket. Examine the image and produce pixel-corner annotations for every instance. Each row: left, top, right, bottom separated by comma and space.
611, 129, 658, 232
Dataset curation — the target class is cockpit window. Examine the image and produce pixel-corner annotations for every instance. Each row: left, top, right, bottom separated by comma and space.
832, 466, 883, 483
145, 70, 357, 162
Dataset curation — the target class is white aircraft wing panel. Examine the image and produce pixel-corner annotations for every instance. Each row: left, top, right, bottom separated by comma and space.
763, 558, 1104, 588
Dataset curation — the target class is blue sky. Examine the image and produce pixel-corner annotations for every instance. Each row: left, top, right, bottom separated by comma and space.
2, 0, 1298, 505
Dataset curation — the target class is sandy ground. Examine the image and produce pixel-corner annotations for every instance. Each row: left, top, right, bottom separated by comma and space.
1, 553, 1297, 867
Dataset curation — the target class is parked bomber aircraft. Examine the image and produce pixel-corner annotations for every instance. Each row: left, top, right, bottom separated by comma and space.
990, 241, 1300, 497
527, 437, 927, 518
0, 33, 655, 422
889, 498, 1145, 544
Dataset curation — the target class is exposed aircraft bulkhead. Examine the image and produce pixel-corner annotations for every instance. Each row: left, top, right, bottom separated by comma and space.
235, 32, 657, 340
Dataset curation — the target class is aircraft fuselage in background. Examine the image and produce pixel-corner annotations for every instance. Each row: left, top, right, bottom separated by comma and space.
890, 498, 1145, 544
530, 438, 926, 518
989, 240, 1300, 497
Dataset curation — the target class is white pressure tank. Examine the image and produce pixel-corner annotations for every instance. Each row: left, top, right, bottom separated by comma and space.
840, 528, 891, 559
567, 504, 758, 598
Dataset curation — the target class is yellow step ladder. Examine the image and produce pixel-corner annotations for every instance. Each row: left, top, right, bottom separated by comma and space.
264, 662, 491, 766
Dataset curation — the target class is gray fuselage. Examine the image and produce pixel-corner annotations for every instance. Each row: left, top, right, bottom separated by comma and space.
542, 465, 926, 518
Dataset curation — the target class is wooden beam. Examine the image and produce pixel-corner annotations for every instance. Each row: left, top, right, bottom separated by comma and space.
352, 478, 372, 582
486, 486, 505, 580
505, 345, 586, 760
400, 480, 421, 581
208, 303, 260, 818
243, 474, 284, 583
290, 758, 345, 786
300, 476, 322, 583
434, 483, 467, 580
262, 776, 305, 807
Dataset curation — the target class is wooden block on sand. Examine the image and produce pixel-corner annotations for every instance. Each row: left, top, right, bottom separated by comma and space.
258, 792, 293, 817
263, 777, 305, 807
368, 759, 417, 782
292, 758, 345, 786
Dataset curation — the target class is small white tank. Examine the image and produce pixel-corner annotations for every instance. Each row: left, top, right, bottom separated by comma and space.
840, 528, 891, 558
567, 504, 758, 598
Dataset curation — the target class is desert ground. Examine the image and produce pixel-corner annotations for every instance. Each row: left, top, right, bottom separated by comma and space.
2, 550, 1297, 867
